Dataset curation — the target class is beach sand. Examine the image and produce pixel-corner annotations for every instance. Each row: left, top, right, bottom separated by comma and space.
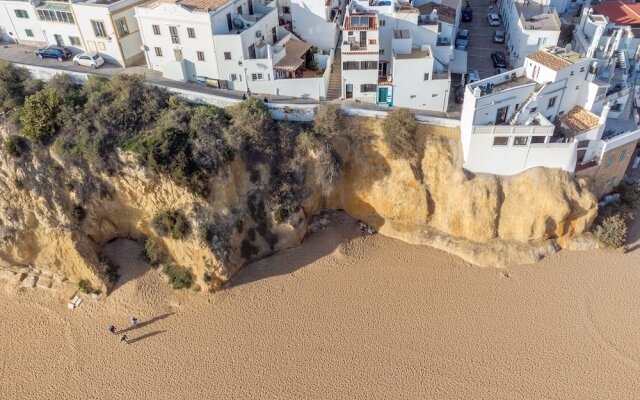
1, 212, 640, 399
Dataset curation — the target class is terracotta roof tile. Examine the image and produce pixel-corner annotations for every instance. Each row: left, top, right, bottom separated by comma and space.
151, 0, 229, 12
560, 106, 601, 136
593, 0, 640, 26
527, 50, 572, 71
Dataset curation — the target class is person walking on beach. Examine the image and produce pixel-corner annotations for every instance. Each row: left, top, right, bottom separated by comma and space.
120, 335, 128, 344
108, 325, 116, 335
131, 316, 138, 327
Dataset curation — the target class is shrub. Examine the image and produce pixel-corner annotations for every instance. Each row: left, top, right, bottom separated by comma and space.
314, 141, 341, 196
69, 204, 86, 225
144, 238, 165, 267
151, 209, 191, 239
20, 89, 64, 141
313, 104, 343, 137
594, 214, 628, 248
77, 279, 98, 294
0, 61, 32, 112
98, 255, 120, 284
3, 135, 27, 157
381, 108, 419, 159
616, 180, 640, 208
162, 264, 193, 289
225, 97, 274, 151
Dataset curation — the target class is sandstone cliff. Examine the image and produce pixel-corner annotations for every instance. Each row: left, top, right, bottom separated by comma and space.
0, 117, 598, 292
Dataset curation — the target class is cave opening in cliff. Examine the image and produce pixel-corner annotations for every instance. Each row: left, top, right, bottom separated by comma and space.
100, 238, 151, 293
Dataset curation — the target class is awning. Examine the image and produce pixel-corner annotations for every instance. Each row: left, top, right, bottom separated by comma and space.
273, 39, 311, 72
36, 2, 72, 11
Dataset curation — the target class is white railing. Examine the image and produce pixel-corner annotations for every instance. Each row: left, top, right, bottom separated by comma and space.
471, 125, 555, 135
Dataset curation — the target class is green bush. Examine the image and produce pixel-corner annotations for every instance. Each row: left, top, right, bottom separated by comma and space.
20, 89, 64, 141
0, 61, 33, 112
594, 214, 628, 248
615, 180, 640, 208
78, 279, 98, 294
3, 135, 27, 157
381, 108, 419, 159
162, 264, 193, 289
69, 204, 86, 225
144, 238, 165, 267
151, 209, 191, 239
225, 97, 274, 151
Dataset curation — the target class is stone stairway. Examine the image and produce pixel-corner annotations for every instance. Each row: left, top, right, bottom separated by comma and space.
326, 47, 342, 101
618, 86, 635, 121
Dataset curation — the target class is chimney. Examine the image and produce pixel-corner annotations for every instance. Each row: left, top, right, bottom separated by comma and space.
599, 102, 611, 125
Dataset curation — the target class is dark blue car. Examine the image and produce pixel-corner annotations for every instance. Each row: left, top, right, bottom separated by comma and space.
35, 46, 72, 61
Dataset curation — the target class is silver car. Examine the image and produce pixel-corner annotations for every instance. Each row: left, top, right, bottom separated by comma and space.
487, 13, 501, 26
456, 29, 469, 50
73, 52, 105, 69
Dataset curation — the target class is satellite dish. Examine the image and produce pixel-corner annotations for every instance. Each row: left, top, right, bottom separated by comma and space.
232, 18, 244, 29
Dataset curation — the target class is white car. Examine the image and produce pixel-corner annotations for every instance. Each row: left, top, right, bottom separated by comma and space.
487, 13, 501, 26
73, 52, 105, 69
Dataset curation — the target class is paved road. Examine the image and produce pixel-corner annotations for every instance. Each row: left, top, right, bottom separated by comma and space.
459, 0, 508, 80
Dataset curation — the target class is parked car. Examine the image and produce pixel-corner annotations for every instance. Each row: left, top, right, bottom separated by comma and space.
455, 85, 465, 103
491, 52, 508, 68
493, 30, 505, 44
495, 67, 509, 75
35, 46, 72, 61
462, 7, 473, 22
466, 70, 481, 85
456, 29, 469, 51
487, 13, 501, 26
73, 52, 105, 69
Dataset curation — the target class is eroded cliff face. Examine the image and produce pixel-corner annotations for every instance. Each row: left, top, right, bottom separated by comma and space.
0, 117, 598, 292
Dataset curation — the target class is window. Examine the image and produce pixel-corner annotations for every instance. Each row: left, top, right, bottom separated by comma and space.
379, 49, 384, 55
537, 37, 548, 46
548, 96, 557, 109
69, 36, 81, 46
169, 26, 180, 44
531, 136, 546, 144
360, 84, 376, 92
530, 107, 537, 113
25, 29, 34, 38
91, 20, 107, 37
570, 71, 574, 76
230, 74, 238, 81
152, 24, 160, 35
493, 136, 509, 146
348, 31, 353, 36
227, 13, 232, 31
577, 140, 589, 148
115, 18, 129, 37
608, 176, 617, 187
360, 61, 377, 69
14, 9, 28, 18
424, 73, 429, 81
282, 6, 290, 13
605, 154, 613, 167
251, 73, 264, 80
575, 85, 580, 90
197, 51, 205, 61
37, 9, 74, 23
187, 27, 196, 38
174, 48, 183, 61
619, 148, 628, 162
380, 19, 385, 26
496, 106, 508, 125
580, 67, 585, 72
224, 52, 231, 60
343, 61, 360, 70
513, 136, 528, 146
154, 47, 163, 57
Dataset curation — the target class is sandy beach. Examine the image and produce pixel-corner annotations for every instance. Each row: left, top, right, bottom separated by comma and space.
1, 212, 640, 399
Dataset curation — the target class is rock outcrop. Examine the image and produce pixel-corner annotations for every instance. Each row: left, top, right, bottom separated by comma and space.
0, 117, 598, 292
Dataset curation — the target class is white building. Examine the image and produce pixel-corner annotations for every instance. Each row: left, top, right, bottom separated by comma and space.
136, 0, 333, 99
72, 0, 150, 67
460, 46, 640, 176
340, 0, 455, 111
0, 0, 54, 47
499, 0, 561, 68
289, 0, 341, 51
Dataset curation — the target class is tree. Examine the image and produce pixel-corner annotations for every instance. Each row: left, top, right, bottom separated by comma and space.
3, 135, 28, 157
225, 97, 274, 151
20, 89, 64, 141
381, 109, 419, 159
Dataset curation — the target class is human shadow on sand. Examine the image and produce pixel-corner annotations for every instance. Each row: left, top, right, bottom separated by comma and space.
226, 211, 369, 289
128, 330, 166, 344
119, 313, 174, 334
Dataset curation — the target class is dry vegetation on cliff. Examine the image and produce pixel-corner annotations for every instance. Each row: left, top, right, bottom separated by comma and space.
0, 61, 601, 294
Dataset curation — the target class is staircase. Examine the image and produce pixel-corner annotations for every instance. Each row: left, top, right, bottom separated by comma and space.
326, 47, 342, 100
617, 50, 628, 72
618, 86, 635, 121
508, 83, 547, 125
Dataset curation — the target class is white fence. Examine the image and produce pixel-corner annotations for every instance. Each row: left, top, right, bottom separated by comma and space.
11, 62, 460, 126
471, 124, 555, 135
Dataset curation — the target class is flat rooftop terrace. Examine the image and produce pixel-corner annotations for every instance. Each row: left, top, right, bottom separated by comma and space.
470, 70, 535, 97
516, 1, 561, 31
